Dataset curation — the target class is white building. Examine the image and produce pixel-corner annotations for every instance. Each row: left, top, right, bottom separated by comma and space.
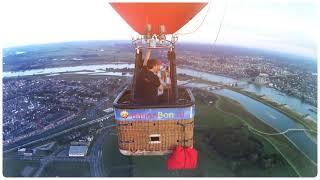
255, 73, 269, 85
18, 148, 26, 155
103, 108, 114, 114
68, 146, 88, 157
23, 149, 33, 156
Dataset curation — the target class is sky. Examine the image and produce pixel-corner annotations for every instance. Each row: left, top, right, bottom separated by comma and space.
0, 0, 318, 58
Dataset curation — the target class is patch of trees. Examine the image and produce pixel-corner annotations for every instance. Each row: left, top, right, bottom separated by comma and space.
203, 125, 285, 171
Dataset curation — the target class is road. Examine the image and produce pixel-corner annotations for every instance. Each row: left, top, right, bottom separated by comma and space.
88, 128, 112, 177
3, 81, 128, 177
3, 114, 116, 177
3, 113, 114, 153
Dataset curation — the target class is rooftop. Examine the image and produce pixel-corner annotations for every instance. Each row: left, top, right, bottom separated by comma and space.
68, 145, 88, 157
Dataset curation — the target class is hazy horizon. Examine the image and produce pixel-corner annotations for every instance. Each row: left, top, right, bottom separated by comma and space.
1, 0, 317, 59
3, 39, 317, 62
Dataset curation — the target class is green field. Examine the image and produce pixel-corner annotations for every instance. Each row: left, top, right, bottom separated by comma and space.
102, 132, 133, 177
213, 93, 316, 176
2, 160, 40, 177
41, 161, 90, 177
100, 89, 315, 177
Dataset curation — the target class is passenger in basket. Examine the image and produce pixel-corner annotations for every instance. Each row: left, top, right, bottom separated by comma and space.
136, 59, 163, 105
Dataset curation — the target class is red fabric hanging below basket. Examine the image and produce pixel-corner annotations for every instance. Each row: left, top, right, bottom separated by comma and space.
167, 145, 198, 170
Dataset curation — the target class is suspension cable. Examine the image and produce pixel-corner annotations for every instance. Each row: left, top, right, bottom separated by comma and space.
210, 0, 228, 60
174, 0, 213, 36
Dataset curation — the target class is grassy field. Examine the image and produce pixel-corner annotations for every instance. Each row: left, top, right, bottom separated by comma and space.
2, 160, 40, 177
100, 89, 314, 177
190, 91, 300, 177
41, 161, 90, 177
102, 132, 132, 177
216, 94, 317, 176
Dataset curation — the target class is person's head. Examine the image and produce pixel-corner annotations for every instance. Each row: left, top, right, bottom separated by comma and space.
147, 59, 161, 73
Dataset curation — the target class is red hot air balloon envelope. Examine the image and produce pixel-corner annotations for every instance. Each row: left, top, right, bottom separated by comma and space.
109, 2, 208, 35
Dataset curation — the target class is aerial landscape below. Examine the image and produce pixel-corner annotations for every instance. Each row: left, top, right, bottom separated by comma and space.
2, 41, 317, 177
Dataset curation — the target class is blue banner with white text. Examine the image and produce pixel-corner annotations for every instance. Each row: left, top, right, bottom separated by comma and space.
114, 106, 195, 121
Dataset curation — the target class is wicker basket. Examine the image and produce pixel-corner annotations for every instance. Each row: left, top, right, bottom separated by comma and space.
113, 89, 195, 156
117, 119, 194, 155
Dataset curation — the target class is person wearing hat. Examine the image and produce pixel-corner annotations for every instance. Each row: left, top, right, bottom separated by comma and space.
135, 58, 163, 105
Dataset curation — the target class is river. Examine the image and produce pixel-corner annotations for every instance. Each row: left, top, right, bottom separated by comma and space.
177, 68, 317, 121
3, 64, 317, 121
2, 64, 135, 77
239, 82, 317, 120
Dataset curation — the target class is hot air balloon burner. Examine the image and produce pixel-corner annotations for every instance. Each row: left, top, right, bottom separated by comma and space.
131, 35, 179, 52
171, 35, 178, 44
149, 35, 157, 48
144, 24, 152, 40
132, 37, 175, 50
132, 24, 174, 49
158, 25, 167, 43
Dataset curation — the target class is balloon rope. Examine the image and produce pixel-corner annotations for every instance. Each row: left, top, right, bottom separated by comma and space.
175, 0, 213, 36
143, 48, 151, 66
209, 0, 228, 61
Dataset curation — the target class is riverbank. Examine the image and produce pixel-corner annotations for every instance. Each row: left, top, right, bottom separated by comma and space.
178, 68, 317, 120
179, 74, 317, 137
229, 87, 317, 134
179, 65, 317, 107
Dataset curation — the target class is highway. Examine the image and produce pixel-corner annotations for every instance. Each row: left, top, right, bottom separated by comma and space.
88, 128, 111, 177
33, 146, 66, 177
3, 113, 114, 153
3, 128, 115, 177
3, 112, 117, 177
